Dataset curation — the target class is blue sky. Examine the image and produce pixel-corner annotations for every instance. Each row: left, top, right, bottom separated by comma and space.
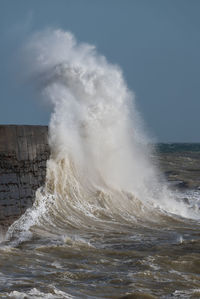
0, 0, 200, 142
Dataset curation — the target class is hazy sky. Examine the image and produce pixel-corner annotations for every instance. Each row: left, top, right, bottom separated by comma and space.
0, 0, 200, 142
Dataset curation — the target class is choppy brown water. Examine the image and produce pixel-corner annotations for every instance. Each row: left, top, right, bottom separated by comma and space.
0, 144, 200, 299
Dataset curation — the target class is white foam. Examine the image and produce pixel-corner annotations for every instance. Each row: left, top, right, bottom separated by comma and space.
6, 287, 74, 298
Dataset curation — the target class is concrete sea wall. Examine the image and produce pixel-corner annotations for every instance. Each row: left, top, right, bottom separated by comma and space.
0, 125, 50, 228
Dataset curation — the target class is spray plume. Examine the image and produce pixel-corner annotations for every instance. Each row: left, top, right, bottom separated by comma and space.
6, 29, 199, 244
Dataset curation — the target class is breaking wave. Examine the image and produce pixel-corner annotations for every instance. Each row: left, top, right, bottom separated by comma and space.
6, 29, 200, 244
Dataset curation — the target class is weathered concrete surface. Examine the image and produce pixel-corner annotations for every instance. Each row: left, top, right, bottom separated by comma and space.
0, 125, 50, 228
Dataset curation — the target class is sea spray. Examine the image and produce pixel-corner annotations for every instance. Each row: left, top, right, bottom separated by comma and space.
5, 29, 199, 243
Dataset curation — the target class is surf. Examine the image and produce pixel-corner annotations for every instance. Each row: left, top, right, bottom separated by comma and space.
5, 29, 200, 244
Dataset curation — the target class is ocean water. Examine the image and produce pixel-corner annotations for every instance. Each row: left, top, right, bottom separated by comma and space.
0, 143, 200, 299
0, 30, 200, 298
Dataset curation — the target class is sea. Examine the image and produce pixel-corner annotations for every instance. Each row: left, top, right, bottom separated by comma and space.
0, 143, 200, 299
0, 29, 200, 299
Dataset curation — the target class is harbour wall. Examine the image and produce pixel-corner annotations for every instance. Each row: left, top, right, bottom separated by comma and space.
0, 125, 50, 228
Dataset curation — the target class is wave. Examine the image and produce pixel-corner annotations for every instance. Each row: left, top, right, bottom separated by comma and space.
5, 29, 200, 244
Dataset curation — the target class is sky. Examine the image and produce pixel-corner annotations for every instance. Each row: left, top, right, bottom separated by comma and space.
0, 0, 200, 142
